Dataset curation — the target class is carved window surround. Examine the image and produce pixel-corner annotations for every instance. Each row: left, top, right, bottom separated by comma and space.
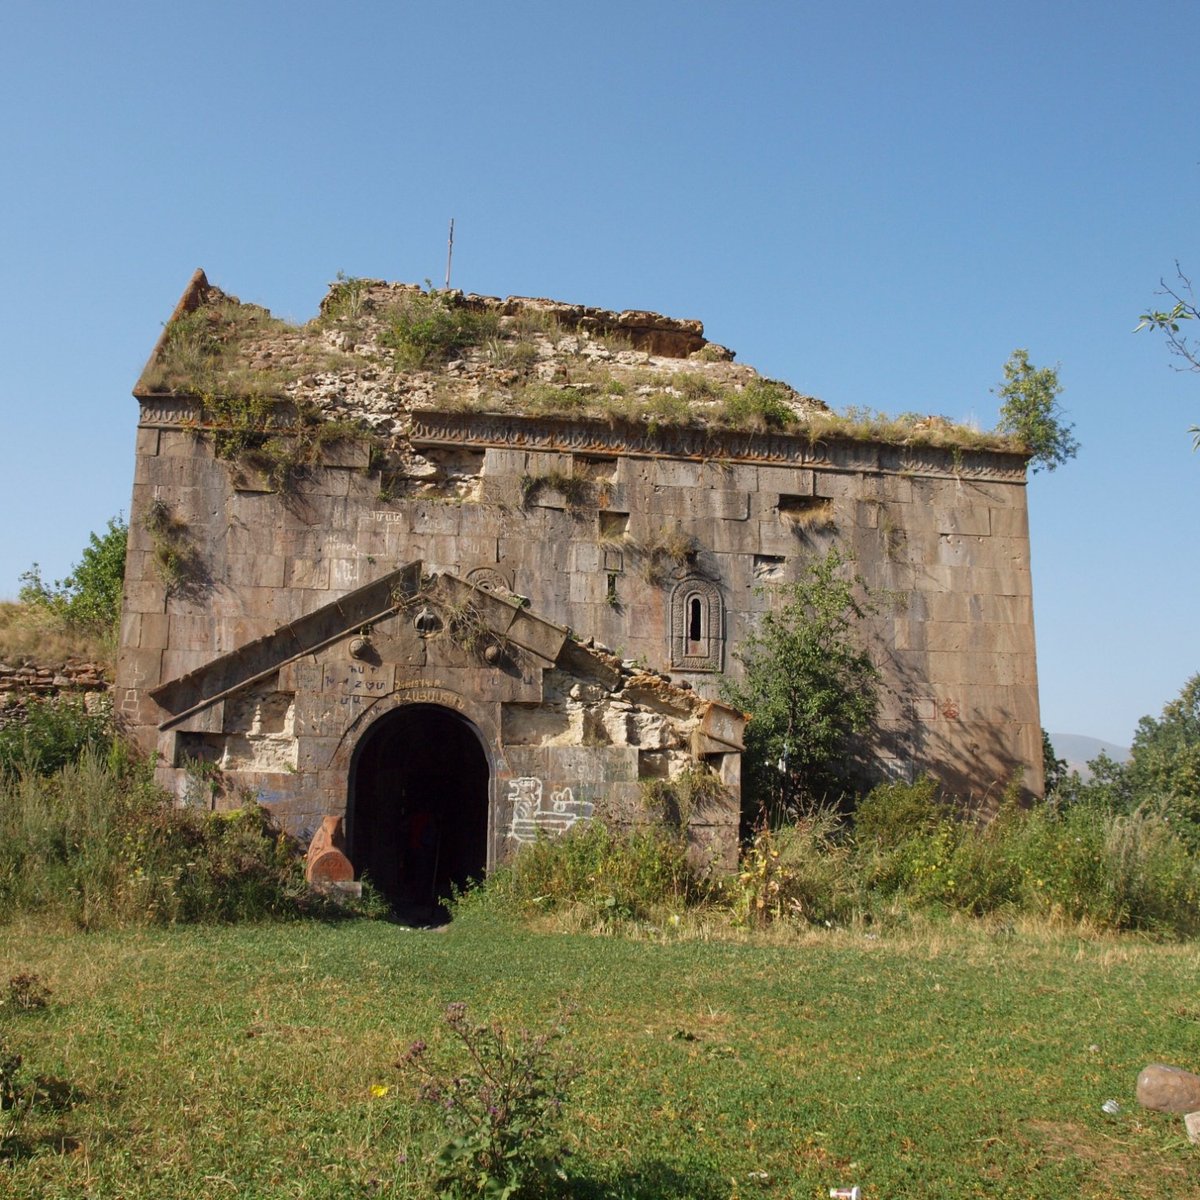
670, 578, 724, 672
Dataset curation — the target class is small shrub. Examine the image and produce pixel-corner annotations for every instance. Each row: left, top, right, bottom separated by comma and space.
640, 389, 692, 430
671, 371, 722, 403
634, 528, 697, 586
771, 812, 860, 923
993, 348, 1078, 473
508, 307, 562, 342
517, 383, 590, 416
200, 397, 369, 493
381, 292, 499, 369
486, 337, 540, 375
201, 390, 281, 461
434, 595, 520, 666
142, 499, 201, 594
853, 775, 947, 845
0, 694, 112, 779
641, 765, 727, 831
734, 825, 792, 926
321, 272, 371, 322
518, 470, 592, 513
733, 814, 858, 927
398, 1002, 577, 1199
720, 380, 797, 431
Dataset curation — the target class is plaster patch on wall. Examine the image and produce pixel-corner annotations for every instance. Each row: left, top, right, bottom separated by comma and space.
501, 703, 577, 746
217, 734, 299, 772
225, 689, 295, 735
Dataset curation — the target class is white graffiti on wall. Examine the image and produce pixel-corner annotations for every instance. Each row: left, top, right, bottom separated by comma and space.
507, 777, 595, 845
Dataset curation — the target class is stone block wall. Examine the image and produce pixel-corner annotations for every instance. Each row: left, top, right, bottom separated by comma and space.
118, 395, 1041, 847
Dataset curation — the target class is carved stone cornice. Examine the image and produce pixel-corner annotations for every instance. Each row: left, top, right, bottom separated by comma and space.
134, 397, 1027, 483
135, 395, 203, 427
409, 411, 1028, 483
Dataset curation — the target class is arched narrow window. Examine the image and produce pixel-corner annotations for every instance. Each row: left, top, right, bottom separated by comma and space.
670, 578, 724, 672
688, 596, 703, 646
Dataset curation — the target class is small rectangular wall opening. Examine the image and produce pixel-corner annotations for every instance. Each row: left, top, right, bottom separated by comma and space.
599, 510, 630, 541
779, 495, 835, 530
753, 554, 786, 581
574, 454, 619, 484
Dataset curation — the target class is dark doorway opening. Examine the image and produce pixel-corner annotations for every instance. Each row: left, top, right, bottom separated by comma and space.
349, 705, 489, 918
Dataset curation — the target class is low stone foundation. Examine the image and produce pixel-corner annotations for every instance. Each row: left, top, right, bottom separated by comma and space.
0, 661, 110, 729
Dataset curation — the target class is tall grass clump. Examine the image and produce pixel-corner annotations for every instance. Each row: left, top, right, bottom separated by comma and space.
733, 811, 859, 927
467, 779, 1200, 940
0, 750, 306, 928
851, 777, 1200, 934
474, 821, 706, 927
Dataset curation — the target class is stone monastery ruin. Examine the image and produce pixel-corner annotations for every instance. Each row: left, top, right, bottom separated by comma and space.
116, 270, 1043, 906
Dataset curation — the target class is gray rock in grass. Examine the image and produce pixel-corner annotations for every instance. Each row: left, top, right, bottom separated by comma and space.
1184, 1111, 1200, 1146
1136, 1064, 1200, 1114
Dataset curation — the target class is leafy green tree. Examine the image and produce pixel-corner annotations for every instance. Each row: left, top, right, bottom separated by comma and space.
1136, 263, 1200, 448
721, 547, 880, 823
1052, 675, 1200, 849
19, 516, 128, 636
1122, 673, 1200, 848
993, 349, 1079, 473
1041, 729, 1069, 796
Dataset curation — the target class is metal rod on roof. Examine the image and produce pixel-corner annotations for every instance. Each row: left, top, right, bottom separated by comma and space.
444, 218, 455, 289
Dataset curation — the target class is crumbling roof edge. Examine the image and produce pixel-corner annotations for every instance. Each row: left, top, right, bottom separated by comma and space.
133, 268, 211, 397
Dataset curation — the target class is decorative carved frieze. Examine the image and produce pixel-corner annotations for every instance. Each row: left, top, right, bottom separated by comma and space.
410, 412, 1027, 482
137, 396, 203, 427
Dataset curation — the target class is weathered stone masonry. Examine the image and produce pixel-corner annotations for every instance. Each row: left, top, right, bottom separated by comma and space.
116, 273, 1042, 898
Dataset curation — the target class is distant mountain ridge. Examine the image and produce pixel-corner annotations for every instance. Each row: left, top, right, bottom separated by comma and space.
1047, 732, 1130, 780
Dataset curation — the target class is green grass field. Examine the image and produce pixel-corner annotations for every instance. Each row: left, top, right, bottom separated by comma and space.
3, 912, 1198, 1198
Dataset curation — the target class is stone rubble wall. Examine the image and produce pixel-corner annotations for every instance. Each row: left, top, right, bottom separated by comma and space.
0, 662, 110, 729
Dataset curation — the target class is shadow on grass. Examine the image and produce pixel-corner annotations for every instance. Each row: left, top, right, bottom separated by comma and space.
0, 1076, 86, 1163
1, 1131, 84, 1162
550, 1158, 727, 1200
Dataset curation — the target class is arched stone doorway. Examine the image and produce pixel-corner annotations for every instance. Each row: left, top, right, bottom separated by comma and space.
348, 704, 490, 914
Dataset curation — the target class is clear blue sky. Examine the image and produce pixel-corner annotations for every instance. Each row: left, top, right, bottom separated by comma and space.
2, 1, 1196, 747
